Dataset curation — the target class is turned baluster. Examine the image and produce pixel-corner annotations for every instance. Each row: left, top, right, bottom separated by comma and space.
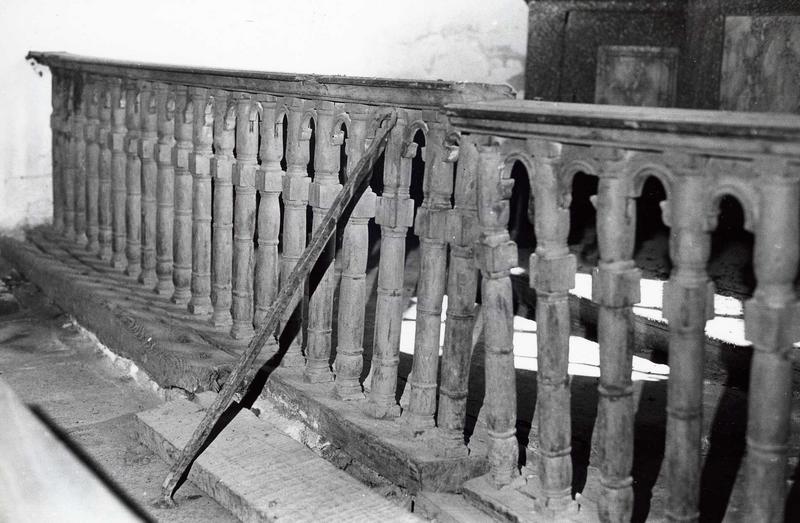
230, 95, 260, 339
97, 79, 113, 261
74, 75, 88, 247
63, 75, 77, 242
592, 149, 640, 522
662, 161, 714, 522
333, 106, 376, 397
436, 134, 480, 455
304, 101, 340, 383
109, 78, 127, 269
188, 88, 214, 313
743, 162, 800, 522
529, 140, 576, 513
124, 80, 142, 277
85, 79, 100, 253
253, 97, 283, 333
154, 83, 176, 295
138, 82, 158, 287
210, 90, 235, 326
50, 74, 66, 234
476, 143, 518, 486
171, 87, 193, 304
278, 98, 312, 364
364, 114, 413, 419
403, 118, 451, 431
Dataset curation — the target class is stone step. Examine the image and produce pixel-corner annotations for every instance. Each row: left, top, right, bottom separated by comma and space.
415, 491, 500, 522
134, 395, 420, 523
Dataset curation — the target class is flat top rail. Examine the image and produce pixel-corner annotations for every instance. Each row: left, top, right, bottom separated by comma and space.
446, 99, 800, 158
28, 52, 515, 109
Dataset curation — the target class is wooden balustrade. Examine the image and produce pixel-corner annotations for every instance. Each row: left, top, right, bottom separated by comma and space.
30, 51, 800, 522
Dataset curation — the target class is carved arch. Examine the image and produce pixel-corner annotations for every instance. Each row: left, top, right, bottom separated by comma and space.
708, 181, 758, 233
559, 156, 599, 209
629, 162, 675, 228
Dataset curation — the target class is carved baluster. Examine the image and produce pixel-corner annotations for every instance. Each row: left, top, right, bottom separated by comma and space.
592, 149, 639, 522
254, 97, 283, 333
436, 134, 480, 455
230, 95, 259, 338
210, 90, 235, 326
50, 73, 65, 234
85, 79, 100, 253
74, 75, 88, 247
333, 106, 376, 397
97, 79, 113, 261
364, 114, 413, 419
124, 80, 142, 277
402, 117, 451, 431
662, 160, 713, 522
154, 83, 176, 295
171, 87, 193, 304
743, 161, 800, 522
109, 78, 127, 269
476, 143, 518, 486
188, 88, 214, 313
63, 75, 76, 242
138, 82, 158, 287
305, 101, 340, 383
529, 140, 576, 513
278, 98, 312, 364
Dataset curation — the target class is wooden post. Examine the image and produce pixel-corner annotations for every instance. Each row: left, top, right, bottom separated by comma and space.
662, 161, 713, 522
333, 106, 376, 397
230, 95, 259, 339
74, 75, 88, 248
592, 149, 639, 522
476, 142, 518, 487
402, 118, 451, 431
50, 73, 66, 235
743, 161, 800, 522
210, 90, 235, 326
254, 97, 283, 336
109, 78, 127, 269
154, 83, 176, 295
436, 134, 480, 455
188, 88, 214, 314
304, 101, 340, 384
171, 87, 193, 305
278, 98, 312, 365
124, 80, 142, 278
138, 82, 158, 288
529, 140, 575, 513
85, 79, 100, 254
97, 79, 113, 261
63, 75, 76, 243
364, 114, 413, 419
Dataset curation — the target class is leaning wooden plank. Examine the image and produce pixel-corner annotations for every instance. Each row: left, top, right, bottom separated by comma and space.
158, 110, 398, 506
0, 378, 143, 522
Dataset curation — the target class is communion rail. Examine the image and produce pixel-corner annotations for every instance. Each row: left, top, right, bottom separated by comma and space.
24, 52, 800, 522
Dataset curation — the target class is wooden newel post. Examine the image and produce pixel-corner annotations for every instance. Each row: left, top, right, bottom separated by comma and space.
364, 114, 413, 419
50, 74, 66, 235
124, 80, 142, 278
171, 87, 193, 305
305, 101, 340, 383
436, 134, 480, 456
97, 79, 113, 261
85, 79, 101, 253
188, 88, 214, 314
74, 75, 88, 247
743, 162, 800, 523
476, 143, 518, 487
662, 162, 713, 522
109, 78, 127, 269
333, 106, 376, 397
154, 83, 176, 295
592, 150, 639, 522
254, 97, 283, 332
138, 82, 158, 287
529, 140, 575, 513
403, 118, 452, 431
63, 75, 77, 243
210, 90, 235, 326
230, 95, 260, 339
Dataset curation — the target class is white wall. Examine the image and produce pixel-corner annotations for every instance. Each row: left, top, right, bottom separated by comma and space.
0, 0, 527, 231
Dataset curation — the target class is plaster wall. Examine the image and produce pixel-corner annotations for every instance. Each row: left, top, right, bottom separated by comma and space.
0, 0, 527, 231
